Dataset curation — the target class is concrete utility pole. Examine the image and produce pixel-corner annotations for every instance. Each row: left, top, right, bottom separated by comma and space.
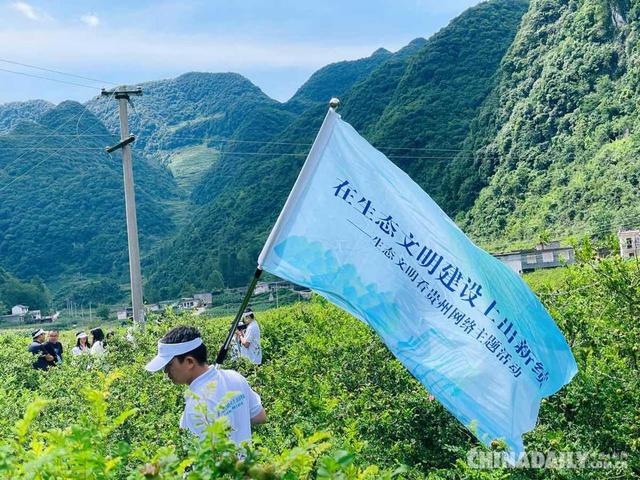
102, 86, 145, 327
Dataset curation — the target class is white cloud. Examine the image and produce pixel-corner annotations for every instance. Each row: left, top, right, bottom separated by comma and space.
10, 1, 47, 21
0, 27, 387, 71
80, 14, 100, 27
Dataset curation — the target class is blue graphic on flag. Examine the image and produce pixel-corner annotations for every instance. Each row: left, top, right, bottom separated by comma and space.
258, 108, 577, 457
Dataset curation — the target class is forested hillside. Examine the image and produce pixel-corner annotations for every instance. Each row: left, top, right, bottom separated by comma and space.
0, 101, 178, 295
7, 0, 640, 302
87, 73, 298, 204
145, 0, 528, 298
0, 99, 52, 134
445, 0, 640, 247
345, 0, 528, 196
0, 267, 50, 314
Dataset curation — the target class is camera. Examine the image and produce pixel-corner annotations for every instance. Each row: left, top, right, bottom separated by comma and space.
236, 323, 248, 331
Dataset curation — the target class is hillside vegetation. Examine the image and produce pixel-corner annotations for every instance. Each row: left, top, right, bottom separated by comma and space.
5, 0, 640, 307
0, 99, 53, 134
0, 255, 637, 478
0, 267, 50, 314
0, 101, 178, 293
445, 0, 640, 247
144, 0, 528, 298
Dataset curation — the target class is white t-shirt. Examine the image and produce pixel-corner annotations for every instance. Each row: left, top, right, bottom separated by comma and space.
180, 366, 263, 445
240, 321, 262, 365
90, 341, 105, 355
71, 345, 89, 355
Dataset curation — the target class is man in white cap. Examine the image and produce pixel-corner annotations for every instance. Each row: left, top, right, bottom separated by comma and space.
145, 326, 266, 445
28, 328, 54, 370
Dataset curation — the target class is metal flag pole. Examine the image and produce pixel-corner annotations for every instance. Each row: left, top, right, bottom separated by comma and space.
215, 268, 262, 366
215, 97, 340, 367
257, 97, 340, 267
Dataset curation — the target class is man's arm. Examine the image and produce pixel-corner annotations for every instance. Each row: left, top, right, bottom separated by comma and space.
250, 408, 267, 425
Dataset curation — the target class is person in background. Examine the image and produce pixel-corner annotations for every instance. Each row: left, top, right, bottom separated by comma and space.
90, 327, 106, 355
43, 330, 63, 364
28, 328, 54, 370
235, 307, 262, 365
145, 326, 266, 445
72, 331, 90, 355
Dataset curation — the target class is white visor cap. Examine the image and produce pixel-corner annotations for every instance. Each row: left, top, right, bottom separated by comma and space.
145, 337, 203, 372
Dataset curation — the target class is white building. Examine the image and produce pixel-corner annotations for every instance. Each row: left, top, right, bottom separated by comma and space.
11, 305, 28, 316
146, 303, 162, 313
30, 310, 42, 320
493, 242, 575, 275
117, 307, 133, 321
254, 282, 270, 295
618, 229, 640, 259
193, 292, 213, 306
178, 298, 203, 310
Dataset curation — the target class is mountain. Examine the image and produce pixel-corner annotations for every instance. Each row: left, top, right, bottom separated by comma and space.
375, 0, 528, 187
0, 100, 53, 134
444, 0, 640, 248
284, 47, 393, 112
0, 101, 178, 295
18, 0, 632, 302
87, 73, 297, 200
144, 0, 528, 298
142, 47, 399, 298
190, 48, 396, 206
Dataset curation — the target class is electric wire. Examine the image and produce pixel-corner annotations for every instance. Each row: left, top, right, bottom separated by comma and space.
0, 67, 101, 90
0, 91, 117, 192
0, 58, 118, 86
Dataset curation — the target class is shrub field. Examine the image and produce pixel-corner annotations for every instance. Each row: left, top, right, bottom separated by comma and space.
0, 256, 637, 479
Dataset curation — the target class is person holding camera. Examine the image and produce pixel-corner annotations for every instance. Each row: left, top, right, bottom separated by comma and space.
235, 307, 262, 365
28, 328, 55, 370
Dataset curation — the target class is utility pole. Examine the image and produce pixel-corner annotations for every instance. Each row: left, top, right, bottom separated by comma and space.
89, 302, 92, 323
102, 86, 145, 327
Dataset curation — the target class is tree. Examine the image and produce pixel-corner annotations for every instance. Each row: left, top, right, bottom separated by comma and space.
97, 305, 110, 322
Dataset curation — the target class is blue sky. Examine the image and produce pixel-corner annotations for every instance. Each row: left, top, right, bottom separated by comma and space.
0, 0, 482, 104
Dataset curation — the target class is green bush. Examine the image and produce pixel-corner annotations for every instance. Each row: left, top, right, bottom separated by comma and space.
0, 257, 638, 478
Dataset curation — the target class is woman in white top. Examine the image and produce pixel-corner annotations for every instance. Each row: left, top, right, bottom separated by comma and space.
235, 308, 262, 365
90, 327, 106, 355
71, 331, 90, 355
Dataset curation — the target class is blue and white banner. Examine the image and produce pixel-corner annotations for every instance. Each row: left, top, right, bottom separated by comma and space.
258, 108, 577, 456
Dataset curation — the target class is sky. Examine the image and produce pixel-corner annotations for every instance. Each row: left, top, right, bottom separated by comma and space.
0, 0, 482, 104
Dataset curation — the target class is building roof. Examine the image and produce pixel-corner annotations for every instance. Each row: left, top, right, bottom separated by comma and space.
493, 245, 574, 257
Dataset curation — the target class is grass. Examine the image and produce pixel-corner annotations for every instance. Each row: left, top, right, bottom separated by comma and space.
165, 144, 219, 194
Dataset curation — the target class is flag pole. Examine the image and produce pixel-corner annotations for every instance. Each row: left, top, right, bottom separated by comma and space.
216, 98, 340, 367
257, 98, 340, 268
215, 268, 263, 366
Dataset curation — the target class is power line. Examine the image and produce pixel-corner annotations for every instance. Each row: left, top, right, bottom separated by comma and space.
0, 133, 466, 152
0, 58, 118, 86
0, 67, 101, 90
0, 133, 469, 153
0, 146, 468, 162
0, 92, 117, 192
